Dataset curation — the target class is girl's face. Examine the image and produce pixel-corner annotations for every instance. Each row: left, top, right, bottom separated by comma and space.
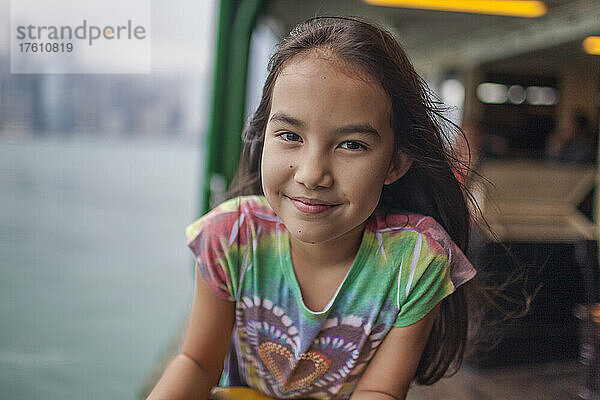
261, 53, 409, 246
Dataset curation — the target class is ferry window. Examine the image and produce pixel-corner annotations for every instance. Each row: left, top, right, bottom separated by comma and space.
0, 0, 218, 398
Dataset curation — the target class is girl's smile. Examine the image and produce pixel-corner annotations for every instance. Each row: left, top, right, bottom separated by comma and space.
260, 52, 411, 253
286, 195, 341, 214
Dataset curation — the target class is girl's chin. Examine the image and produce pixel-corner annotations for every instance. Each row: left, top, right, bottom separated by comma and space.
287, 228, 330, 246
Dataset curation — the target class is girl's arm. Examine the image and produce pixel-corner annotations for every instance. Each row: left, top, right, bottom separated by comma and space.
147, 265, 235, 400
351, 304, 440, 400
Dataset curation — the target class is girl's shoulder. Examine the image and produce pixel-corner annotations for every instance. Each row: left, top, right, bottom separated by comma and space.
371, 210, 449, 252
371, 209, 475, 286
185, 195, 278, 245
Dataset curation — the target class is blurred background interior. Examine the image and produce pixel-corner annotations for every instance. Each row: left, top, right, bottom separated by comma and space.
1, 0, 599, 399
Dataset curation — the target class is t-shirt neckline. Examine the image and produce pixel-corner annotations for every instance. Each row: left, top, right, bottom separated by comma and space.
277, 215, 375, 318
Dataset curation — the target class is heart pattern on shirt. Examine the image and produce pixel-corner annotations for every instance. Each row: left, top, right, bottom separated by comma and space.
239, 296, 388, 398
258, 342, 330, 393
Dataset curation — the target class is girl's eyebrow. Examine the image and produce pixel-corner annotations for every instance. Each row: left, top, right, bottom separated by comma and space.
269, 112, 381, 137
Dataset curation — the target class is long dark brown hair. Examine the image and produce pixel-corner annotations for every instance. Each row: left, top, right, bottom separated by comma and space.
228, 15, 482, 385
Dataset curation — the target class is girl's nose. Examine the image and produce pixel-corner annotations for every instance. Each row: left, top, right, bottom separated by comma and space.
293, 153, 333, 190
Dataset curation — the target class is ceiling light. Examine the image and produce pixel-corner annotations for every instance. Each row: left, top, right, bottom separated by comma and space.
507, 85, 526, 104
476, 83, 508, 104
363, 0, 547, 18
583, 36, 600, 55
526, 86, 557, 105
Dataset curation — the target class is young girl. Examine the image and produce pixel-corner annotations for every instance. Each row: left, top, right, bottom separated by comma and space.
149, 16, 477, 400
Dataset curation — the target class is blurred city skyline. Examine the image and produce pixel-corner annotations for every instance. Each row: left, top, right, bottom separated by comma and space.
0, 0, 219, 140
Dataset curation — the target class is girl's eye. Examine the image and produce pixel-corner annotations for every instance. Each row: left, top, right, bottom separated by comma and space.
339, 141, 365, 150
279, 132, 302, 142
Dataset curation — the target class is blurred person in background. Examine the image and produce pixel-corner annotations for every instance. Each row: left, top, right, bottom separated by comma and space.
546, 111, 597, 163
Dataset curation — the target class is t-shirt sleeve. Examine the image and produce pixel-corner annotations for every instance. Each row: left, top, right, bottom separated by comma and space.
393, 233, 456, 327
185, 198, 245, 302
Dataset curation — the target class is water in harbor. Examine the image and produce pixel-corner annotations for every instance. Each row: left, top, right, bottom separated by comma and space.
0, 136, 202, 399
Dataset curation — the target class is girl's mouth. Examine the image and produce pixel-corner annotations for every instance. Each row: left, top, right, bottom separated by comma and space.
287, 196, 339, 214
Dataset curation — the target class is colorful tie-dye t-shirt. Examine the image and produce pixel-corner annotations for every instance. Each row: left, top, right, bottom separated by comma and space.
185, 195, 476, 399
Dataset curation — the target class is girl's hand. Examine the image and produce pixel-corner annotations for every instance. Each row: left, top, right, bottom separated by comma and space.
350, 304, 440, 400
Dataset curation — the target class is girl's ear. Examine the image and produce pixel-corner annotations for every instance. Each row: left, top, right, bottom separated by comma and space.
384, 153, 412, 185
